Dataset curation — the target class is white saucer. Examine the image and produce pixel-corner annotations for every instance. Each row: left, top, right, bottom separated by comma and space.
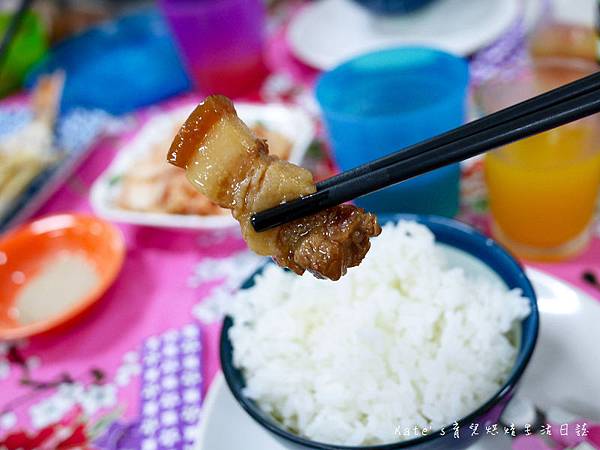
287, 0, 520, 70
194, 267, 600, 449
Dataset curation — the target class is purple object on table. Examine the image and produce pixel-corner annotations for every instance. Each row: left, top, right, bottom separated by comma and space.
94, 420, 144, 450
470, 0, 552, 86
159, 0, 268, 97
139, 325, 203, 450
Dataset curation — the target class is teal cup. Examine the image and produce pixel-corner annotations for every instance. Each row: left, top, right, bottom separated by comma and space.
315, 47, 469, 216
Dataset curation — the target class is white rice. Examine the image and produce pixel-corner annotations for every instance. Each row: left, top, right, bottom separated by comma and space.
228, 221, 531, 446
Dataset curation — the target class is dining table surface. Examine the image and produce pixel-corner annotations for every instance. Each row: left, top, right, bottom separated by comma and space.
0, 1, 599, 449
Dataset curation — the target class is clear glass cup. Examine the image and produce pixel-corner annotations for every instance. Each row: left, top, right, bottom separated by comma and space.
477, 58, 600, 261
159, 0, 268, 97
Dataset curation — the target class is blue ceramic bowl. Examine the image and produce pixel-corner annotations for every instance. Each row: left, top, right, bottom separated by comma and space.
351, 0, 438, 15
221, 214, 539, 450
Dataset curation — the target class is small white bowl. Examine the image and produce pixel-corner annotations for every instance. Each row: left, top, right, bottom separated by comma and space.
90, 102, 315, 230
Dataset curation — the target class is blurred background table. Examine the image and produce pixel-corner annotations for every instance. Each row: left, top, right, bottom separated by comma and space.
0, 0, 599, 449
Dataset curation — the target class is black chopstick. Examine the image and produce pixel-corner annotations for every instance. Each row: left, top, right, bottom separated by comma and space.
0, 0, 34, 76
251, 75, 600, 232
317, 69, 600, 190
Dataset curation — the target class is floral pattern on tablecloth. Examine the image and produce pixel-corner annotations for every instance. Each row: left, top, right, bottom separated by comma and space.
0, 340, 139, 448
0, 324, 204, 449
190, 251, 266, 324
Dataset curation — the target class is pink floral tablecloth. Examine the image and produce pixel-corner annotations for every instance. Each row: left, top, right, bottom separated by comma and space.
1, 4, 600, 449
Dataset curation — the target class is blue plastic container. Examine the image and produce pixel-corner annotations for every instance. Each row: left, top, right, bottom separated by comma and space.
315, 47, 469, 217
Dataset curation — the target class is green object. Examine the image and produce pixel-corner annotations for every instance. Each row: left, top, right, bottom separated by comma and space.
0, 11, 47, 97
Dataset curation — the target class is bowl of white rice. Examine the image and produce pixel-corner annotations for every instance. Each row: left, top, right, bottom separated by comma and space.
220, 215, 539, 450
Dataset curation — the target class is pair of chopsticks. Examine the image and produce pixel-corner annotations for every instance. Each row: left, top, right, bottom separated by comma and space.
251, 69, 600, 232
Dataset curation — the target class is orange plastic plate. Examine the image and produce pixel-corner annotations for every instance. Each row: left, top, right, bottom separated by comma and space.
0, 214, 125, 339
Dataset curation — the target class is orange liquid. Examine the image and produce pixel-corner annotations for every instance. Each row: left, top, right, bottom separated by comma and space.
485, 124, 600, 256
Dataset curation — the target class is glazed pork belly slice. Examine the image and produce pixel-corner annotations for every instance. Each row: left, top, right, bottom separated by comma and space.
167, 95, 381, 280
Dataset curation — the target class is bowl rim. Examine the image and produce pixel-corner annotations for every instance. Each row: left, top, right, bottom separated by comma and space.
220, 214, 539, 449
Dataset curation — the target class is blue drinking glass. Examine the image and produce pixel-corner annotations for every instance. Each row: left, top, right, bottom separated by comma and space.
315, 47, 469, 216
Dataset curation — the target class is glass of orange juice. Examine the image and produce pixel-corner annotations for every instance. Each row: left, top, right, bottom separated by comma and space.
477, 58, 600, 261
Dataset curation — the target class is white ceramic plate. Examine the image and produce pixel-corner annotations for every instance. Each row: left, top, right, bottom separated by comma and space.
287, 0, 519, 70
90, 103, 315, 230
194, 264, 600, 449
